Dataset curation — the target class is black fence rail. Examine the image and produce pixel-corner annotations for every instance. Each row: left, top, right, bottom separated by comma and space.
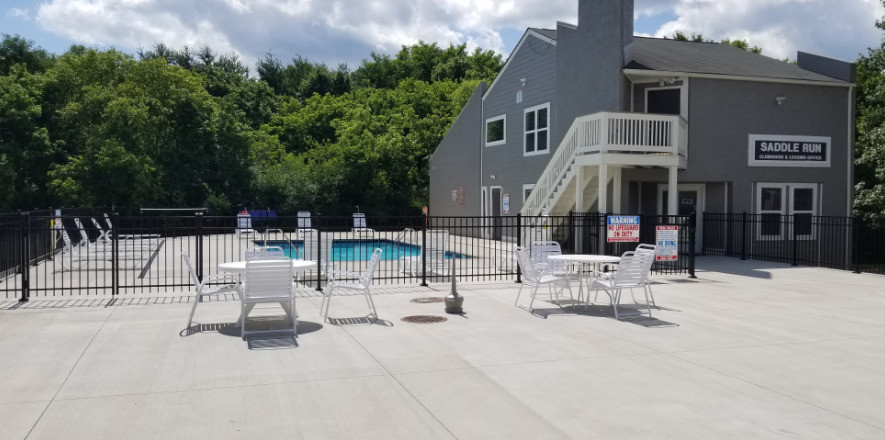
703, 213, 885, 274
1, 211, 695, 299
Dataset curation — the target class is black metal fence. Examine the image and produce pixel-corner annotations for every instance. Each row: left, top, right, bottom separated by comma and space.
703, 213, 885, 274
1, 211, 695, 300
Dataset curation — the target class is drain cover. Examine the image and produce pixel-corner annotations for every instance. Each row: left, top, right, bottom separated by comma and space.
410, 297, 445, 304
401, 315, 448, 324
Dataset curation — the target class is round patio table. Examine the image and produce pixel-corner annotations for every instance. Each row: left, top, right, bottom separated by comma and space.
547, 254, 621, 306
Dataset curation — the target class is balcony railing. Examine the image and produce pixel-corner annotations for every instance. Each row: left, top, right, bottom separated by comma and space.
522, 111, 688, 217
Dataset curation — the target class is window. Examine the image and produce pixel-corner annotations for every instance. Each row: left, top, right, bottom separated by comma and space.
755, 183, 818, 239
524, 103, 549, 156
646, 88, 681, 115
485, 115, 506, 146
523, 184, 535, 203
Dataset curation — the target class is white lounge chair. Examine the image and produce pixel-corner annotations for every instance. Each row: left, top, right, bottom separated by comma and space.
182, 253, 239, 328
591, 250, 656, 319
352, 213, 374, 236
397, 230, 449, 276
240, 257, 297, 339
322, 248, 383, 322
102, 213, 161, 239
296, 211, 317, 237
514, 246, 575, 314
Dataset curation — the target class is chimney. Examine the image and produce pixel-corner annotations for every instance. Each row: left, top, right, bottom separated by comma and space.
578, 0, 634, 47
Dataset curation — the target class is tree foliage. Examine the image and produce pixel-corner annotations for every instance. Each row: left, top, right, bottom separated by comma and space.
670, 31, 763, 54
854, 2, 885, 221
0, 35, 501, 214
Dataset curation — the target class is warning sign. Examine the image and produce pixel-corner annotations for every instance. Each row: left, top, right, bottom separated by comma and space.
607, 216, 640, 243
655, 225, 679, 261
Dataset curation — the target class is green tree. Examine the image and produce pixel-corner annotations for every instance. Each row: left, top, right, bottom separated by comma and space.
0, 65, 53, 210
0, 34, 54, 75
854, 3, 885, 221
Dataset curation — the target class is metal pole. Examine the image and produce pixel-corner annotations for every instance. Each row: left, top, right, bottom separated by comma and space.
791, 213, 799, 266
852, 217, 861, 274
195, 212, 204, 282
111, 212, 119, 296
515, 213, 522, 284
19, 212, 30, 302
740, 212, 747, 261
420, 224, 428, 287
689, 214, 696, 278
316, 229, 324, 291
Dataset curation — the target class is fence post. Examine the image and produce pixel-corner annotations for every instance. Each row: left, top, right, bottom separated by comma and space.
791, 213, 799, 266
19, 212, 30, 302
852, 217, 861, 274
689, 214, 696, 278
316, 229, 324, 291
111, 212, 119, 296
195, 212, 204, 282
740, 212, 747, 261
420, 224, 428, 287
515, 214, 522, 284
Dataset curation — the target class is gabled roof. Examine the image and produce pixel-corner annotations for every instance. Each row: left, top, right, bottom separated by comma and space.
627, 37, 846, 84
529, 28, 557, 41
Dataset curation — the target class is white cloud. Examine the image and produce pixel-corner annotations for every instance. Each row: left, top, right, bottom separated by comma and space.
652, 0, 884, 61
7, 7, 32, 20
28, 0, 884, 75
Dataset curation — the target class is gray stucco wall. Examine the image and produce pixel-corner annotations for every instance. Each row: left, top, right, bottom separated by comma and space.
683, 78, 853, 216
429, 82, 486, 216
481, 33, 557, 215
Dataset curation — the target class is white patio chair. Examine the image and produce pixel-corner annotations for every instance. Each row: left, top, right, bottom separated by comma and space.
634, 243, 658, 307
240, 257, 297, 339
74, 218, 154, 259
514, 246, 575, 314
530, 240, 579, 301
321, 248, 383, 322
352, 213, 374, 236
397, 230, 449, 276
90, 218, 158, 249
182, 253, 239, 328
591, 250, 656, 319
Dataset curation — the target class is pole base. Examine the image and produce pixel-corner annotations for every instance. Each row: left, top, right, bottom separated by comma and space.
444, 295, 464, 314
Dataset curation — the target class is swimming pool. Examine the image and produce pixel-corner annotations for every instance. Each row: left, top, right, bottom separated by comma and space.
261, 239, 469, 261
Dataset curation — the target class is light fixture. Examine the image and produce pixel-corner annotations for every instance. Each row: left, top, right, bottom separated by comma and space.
489, 174, 496, 179
658, 77, 676, 87
776, 96, 787, 106
520, 78, 526, 87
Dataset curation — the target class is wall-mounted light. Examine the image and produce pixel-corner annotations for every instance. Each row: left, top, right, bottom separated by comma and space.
658, 77, 676, 87
776, 96, 787, 106
489, 174, 496, 180
520, 78, 526, 87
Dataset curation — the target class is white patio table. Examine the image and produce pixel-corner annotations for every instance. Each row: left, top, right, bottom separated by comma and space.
218, 259, 317, 326
547, 254, 621, 306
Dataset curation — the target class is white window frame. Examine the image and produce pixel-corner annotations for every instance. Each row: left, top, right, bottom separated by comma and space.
523, 103, 550, 157
485, 114, 506, 147
522, 184, 535, 204
755, 183, 819, 240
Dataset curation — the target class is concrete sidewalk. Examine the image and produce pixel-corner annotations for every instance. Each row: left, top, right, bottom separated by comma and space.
1, 256, 884, 439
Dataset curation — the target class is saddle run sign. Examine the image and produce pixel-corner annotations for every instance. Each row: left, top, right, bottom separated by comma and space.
607, 215, 640, 242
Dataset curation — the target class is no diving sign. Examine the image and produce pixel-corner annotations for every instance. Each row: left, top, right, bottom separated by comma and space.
655, 225, 679, 261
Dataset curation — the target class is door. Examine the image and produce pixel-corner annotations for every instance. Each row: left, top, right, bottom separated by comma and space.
490, 186, 503, 241
658, 184, 705, 253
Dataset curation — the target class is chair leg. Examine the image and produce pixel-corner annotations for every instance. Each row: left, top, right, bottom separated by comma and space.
323, 285, 334, 321
514, 284, 525, 307
186, 292, 201, 328
364, 287, 378, 320
527, 285, 539, 313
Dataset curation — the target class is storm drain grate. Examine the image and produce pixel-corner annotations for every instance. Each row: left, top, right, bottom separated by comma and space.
401, 315, 448, 324
410, 297, 445, 304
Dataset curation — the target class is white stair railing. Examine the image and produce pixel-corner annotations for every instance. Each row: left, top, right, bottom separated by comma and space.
521, 112, 686, 217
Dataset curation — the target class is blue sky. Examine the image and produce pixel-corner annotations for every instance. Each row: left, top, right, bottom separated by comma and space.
2, 1, 882, 74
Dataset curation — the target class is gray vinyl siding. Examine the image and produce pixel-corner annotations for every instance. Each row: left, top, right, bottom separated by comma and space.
481, 33, 557, 215
429, 83, 486, 216
682, 78, 852, 216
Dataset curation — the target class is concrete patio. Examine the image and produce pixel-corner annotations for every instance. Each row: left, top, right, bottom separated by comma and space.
1, 256, 883, 439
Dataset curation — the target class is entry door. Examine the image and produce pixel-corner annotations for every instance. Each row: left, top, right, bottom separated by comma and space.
490, 187, 502, 240
658, 184, 705, 253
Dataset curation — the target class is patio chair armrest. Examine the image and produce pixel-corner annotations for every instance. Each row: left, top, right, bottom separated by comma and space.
203, 273, 240, 285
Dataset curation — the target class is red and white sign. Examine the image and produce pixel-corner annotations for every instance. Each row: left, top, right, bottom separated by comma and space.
607, 216, 640, 243
655, 225, 679, 261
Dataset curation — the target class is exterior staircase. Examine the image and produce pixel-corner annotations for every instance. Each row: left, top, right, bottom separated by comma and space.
521, 111, 688, 217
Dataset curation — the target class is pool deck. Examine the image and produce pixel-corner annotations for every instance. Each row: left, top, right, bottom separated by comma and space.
1, 256, 884, 439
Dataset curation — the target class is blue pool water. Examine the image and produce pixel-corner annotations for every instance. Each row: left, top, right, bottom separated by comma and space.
261, 239, 469, 261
